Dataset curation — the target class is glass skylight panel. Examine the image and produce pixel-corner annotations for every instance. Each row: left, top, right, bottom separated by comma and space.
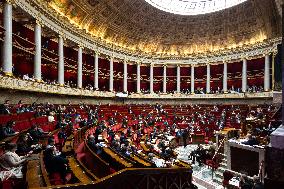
144, 0, 247, 15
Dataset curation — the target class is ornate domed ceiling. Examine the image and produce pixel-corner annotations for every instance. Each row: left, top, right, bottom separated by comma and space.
47, 0, 281, 57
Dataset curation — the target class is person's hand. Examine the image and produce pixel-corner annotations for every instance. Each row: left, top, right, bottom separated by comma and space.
26, 151, 33, 157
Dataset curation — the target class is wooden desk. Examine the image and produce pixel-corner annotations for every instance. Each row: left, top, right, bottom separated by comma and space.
84, 141, 111, 178
140, 142, 150, 153
218, 128, 238, 135
39, 151, 51, 186
130, 154, 152, 167
26, 156, 45, 189
68, 156, 95, 184
103, 147, 133, 168
174, 160, 191, 168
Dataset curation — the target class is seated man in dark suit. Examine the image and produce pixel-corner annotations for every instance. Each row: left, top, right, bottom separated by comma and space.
43, 147, 71, 183
0, 121, 18, 140
242, 134, 259, 146
120, 132, 127, 145
87, 134, 103, 155
94, 126, 103, 143
182, 129, 189, 148
28, 124, 49, 144
0, 100, 10, 115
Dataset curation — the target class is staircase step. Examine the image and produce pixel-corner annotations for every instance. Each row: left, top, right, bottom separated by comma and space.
220, 162, 227, 168
213, 176, 223, 185
215, 171, 223, 179
216, 167, 227, 173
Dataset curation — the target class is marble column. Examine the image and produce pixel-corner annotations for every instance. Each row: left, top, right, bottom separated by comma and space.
264, 54, 270, 91
163, 65, 167, 93
58, 36, 64, 85
206, 64, 210, 93
34, 20, 42, 81
191, 65, 195, 94
94, 52, 99, 89
137, 63, 141, 93
150, 63, 154, 93
123, 60, 128, 92
109, 57, 114, 91
77, 46, 83, 88
281, 2, 284, 126
242, 59, 247, 92
223, 62, 228, 93
2, 1, 13, 75
177, 65, 181, 93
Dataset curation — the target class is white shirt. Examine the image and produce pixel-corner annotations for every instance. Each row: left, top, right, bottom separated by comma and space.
48, 115, 55, 122
0, 152, 24, 179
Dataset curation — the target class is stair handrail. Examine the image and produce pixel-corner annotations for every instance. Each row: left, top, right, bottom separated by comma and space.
212, 137, 226, 161
258, 160, 264, 183
210, 137, 226, 180
269, 106, 281, 120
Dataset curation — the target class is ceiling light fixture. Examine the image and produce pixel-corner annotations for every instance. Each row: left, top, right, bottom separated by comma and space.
144, 0, 247, 15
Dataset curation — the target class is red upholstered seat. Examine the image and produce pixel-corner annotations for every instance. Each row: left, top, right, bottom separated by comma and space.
40, 124, 50, 132
109, 168, 116, 174
1, 179, 14, 189
0, 179, 15, 189
206, 153, 223, 170
0, 178, 24, 189
75, 142, 85, 154
76, 152, 85, 162
57, 138, 65, 151
206, 159, 219, 170
49, 172, 64, 185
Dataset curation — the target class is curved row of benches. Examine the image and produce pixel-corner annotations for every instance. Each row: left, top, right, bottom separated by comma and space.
27, 123, 193, 189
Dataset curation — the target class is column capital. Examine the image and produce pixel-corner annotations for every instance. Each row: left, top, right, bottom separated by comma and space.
150, 62, 155, 67
107, 56, 114, 62
124, 58, 128, 63
3, 72, 13, 76
5, 0, 15, 5
58, 30, 67, 40
241, 56, 247, 61
94, 50, 100, 56
264, 52, 272, 57
35, 19, 44, 27
272, 49, 278, 55
58, 35, 65, 42
136, 61, 141, 66
176, 64, 181, 68
272, 51, 276, 58
78, 44, 84, 49
123, 55, 129, 62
